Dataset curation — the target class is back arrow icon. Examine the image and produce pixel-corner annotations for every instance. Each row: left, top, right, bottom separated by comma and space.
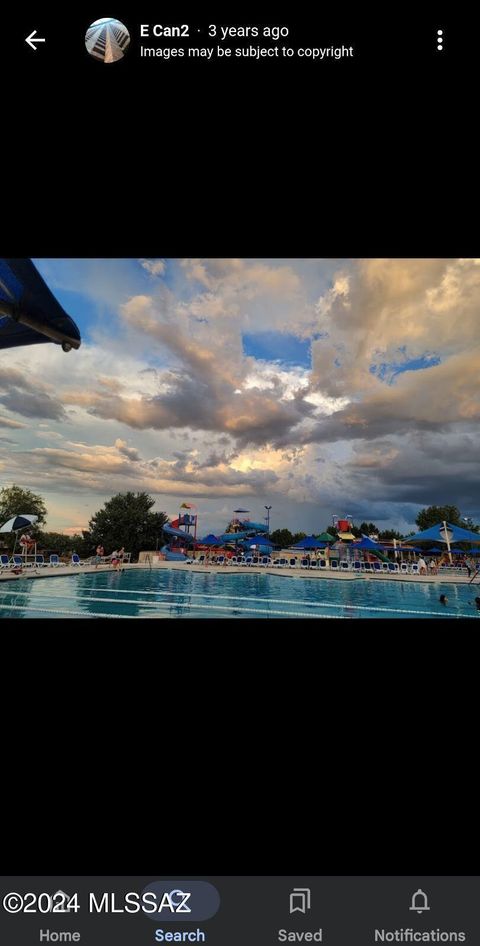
26, 30, 46, 50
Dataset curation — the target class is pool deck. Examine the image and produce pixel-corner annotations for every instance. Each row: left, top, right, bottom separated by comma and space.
0, 560, 477, 585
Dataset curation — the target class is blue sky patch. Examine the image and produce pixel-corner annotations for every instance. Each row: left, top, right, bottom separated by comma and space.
242, 331, 311, 367
370, 353, 441, 383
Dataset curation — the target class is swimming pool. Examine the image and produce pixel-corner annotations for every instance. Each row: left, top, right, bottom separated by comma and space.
0, 568, 479, 618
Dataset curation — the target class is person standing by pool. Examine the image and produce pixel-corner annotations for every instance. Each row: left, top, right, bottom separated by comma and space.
94, 544, 104, 568
463, 557, 472, 578
418, 555, 427, 575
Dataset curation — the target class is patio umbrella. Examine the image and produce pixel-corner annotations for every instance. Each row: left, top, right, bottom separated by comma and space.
0, 513, 39, 556
0, 514, 38, 533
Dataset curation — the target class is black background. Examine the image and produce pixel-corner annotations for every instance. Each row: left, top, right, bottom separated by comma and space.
1, 5, 479, 881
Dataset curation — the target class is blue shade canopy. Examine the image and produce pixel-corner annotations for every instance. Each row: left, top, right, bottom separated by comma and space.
0, 259, 81, 352
199, 534, 221, 545
245, 537, 273, 548
293, 535, 328, 549
404, 522, 480, 544
352, 535, 385, 551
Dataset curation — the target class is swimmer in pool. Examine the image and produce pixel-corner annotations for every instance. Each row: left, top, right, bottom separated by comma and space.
439, 594, 448, 605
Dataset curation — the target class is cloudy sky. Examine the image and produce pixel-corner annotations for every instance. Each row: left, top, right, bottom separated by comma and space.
1, 258, 479, 536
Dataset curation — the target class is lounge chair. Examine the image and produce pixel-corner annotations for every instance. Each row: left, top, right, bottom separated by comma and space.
197, 555, 205, 565
278, 557, 288, 568
260, 556, 271, 567
319, 559, 326, 569
330, 559, 339, 569
300, 558, 309, 569
252, 556, 259, 566
49, 554, 60, 566
217, 555, 225, 565
309, 560, 318, 569
382, 562, 390, 572
0, 554, 10, 568
71, 554, 81, 566
230, 556, 238, 565
353, 561, 361, 572
400, 563, 408, 573
340, 560, 349, 570
410, 563, 419, 574
35, 554, 45, 567
363, 562, 373, 572
13, 554, 24, 567
272, 559, 281, 568
288, 558, 297, 568
245, 556, 253, 566
373, 561, 382, 572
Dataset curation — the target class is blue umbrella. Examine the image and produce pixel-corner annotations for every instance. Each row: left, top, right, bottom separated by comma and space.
0, 514, 38, 533
0, 513, 39, 557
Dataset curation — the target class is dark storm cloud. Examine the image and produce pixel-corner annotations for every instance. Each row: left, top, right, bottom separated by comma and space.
0, 391, 66, 420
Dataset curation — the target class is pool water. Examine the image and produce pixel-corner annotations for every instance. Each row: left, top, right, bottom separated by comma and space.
0, 568, 479, 619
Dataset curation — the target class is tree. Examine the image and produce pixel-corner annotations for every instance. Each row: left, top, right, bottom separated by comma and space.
359, 521, 378, 536
0, 484, 47, 551
461, 517, 480, 534
379, 529, 404, 541
85, 492, 168, 561
270, 528, 294, 549
36, 531, 86, 556
415, 505, 462, 531
325, 525, 338, 538
292, 532, 307, 545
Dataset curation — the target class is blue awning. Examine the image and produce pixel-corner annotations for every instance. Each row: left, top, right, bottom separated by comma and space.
0, 258, 81, 352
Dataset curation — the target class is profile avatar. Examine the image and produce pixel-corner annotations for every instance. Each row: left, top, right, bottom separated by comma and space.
85, 17, 130, 63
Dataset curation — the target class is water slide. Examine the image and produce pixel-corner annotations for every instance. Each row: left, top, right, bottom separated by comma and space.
219, 520, 268, 543
161, 523, 195, 561
218, 531, 252, 543
368, 549, 391, 564
163, 524, 195, 542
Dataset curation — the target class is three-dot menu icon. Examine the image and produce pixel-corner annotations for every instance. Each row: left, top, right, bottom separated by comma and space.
437, 29, 443, 51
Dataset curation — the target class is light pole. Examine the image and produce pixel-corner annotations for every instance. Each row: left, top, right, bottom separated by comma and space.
264, 505, 272, 535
